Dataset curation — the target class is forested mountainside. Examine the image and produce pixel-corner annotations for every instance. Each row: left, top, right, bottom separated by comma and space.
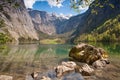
0, 0, 38, 43
74, 15, 120, 43
73, 0, 120, 43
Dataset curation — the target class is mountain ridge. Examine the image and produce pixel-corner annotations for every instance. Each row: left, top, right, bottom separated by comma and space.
72, 0, 120, 43
0, 0, 120, 44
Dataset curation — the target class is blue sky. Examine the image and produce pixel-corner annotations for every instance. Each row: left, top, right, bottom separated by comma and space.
24, 0, 89, 16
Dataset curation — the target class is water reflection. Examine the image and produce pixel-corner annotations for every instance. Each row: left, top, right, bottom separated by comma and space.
0, 44, 73, 80
0, 43, 120, 80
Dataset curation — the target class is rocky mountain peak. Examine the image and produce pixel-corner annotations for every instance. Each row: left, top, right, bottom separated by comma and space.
29, 10, 68, 35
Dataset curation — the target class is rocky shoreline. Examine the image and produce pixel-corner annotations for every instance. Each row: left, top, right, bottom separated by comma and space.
0, 43, 114, 80
27, 43, 110, 80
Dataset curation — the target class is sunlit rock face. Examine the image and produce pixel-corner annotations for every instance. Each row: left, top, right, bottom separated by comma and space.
28, 9, 67, 35
0, 0, 38, 43
69, 43, 109, 65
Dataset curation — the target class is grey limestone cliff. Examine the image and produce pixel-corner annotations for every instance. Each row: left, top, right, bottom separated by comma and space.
0, 0, 38, 43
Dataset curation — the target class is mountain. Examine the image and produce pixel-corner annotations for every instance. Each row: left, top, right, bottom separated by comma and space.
74, 14, 120, 43
72, 0, 120, 43
1, 0, 119, 44
28, 9, 67, 35
0, 0, 72, 43
0, 0, 38, 43
57, 14, 85, 34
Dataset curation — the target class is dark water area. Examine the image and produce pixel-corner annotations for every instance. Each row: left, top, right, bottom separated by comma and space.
0, 43, 120, 80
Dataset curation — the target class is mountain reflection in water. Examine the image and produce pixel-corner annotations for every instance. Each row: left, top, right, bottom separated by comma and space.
0, 43, 120, 80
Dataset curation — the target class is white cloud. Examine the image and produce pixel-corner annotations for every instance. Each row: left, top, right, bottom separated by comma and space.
24, 0, 65, 8
47, 0, 64, 8
24, 0, 36, 8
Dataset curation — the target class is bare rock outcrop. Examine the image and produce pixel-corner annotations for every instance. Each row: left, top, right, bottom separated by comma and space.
0, 0, 39, 43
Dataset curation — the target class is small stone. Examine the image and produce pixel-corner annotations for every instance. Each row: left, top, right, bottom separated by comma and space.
0, 75, 13, 80
31, 72, 39, 79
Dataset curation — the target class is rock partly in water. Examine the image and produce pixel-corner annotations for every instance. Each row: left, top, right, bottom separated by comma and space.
28, 69, 84, 80
54, 61, 77, 77
0, 75, 13, 80
69, 43, 109, 64
79, 64, 94, 76
92, 59, 110, 69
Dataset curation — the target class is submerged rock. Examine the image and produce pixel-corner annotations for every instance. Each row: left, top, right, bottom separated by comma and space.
61, 72, 84, 80
69, 43, 109, 64
0, 75, 13, 80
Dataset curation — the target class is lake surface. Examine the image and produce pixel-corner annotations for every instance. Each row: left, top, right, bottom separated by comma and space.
0, 43, 120, 80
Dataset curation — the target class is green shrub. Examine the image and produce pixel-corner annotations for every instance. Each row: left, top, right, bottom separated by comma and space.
0, 19, 5, 28
0, 33, 10, 44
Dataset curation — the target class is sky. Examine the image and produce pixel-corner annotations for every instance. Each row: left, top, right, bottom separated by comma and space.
23, 0, 89, 16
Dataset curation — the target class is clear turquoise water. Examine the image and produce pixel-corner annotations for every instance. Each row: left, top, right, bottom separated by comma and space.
0, 43, 120, 80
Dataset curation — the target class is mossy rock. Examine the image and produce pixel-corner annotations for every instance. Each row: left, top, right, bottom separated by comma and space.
69, 43, 108, 64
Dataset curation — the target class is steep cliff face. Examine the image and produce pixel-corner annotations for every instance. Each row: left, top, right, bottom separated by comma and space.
57, 14, 84, 34
28, 9, 67, 35
73, 0, 120, 42
0, 0, 38, 43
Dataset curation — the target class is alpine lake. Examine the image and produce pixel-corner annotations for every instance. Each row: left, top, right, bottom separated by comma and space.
0, 42, 120, 80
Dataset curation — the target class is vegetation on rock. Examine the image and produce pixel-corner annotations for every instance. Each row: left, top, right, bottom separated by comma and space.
0, 19, 5, 28
0, 33, 10, 44
74, 15, 120, 43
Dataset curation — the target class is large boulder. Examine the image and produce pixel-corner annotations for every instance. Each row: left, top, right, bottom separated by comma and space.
69, 43, 109, 64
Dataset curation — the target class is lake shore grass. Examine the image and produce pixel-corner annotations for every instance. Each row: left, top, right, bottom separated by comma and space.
39, 38, 65, 44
